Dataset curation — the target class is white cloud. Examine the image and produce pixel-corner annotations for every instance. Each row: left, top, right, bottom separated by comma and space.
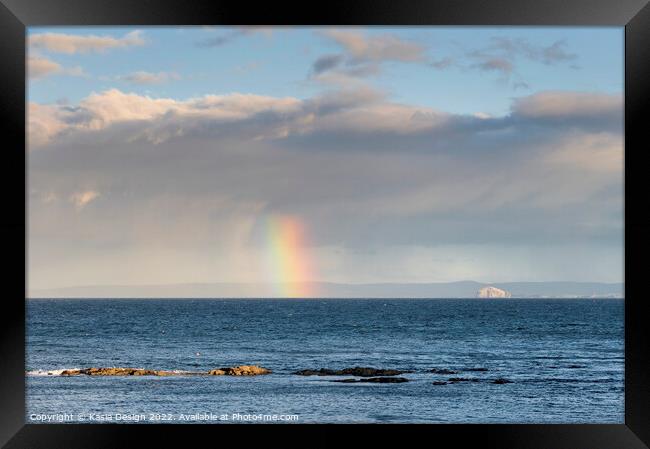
323, 30, 425, 63
28, 55, 86, 80
512, 91, 622, 119
29, 30, 145, 54
28, 56, 62, 79
28, 89, 303, 147
28, 102, 68, 146
70, 190, 100, 210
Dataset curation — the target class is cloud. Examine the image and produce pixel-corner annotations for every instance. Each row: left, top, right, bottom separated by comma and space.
310, 31, 580, 91
430, 57, 454, 69
119, 71, 180, 85
311, 30, 426, 81
69, 190, 100, 210
312, 54, 344, 75
29, 30, 145, 54
323, 30, 425, 63
471, 57, 514, 75
28, 56, 62, 79
464, 37, 579, 87
490, 37, 577, 65
28, 88, 622, 155
513, 81, 530, 91
28, 102, 68, 146
512, 91, 622, 120
27, 89, 304, 147
28, 55, 86, 80
196, 27, 274, 48
28, 88, 622, 287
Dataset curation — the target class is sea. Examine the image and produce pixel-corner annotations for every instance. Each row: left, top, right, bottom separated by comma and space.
26, 298, 624, 424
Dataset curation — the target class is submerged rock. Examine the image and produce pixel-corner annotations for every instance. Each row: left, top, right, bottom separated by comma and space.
492, 378, 513, 384
340, 367, 408, 377
294, 367, 409, 377
430, 368, 459, 374
293, 368, 338, 376
208, 365, 271, 376
448, 377, 480, 383
333, 377, 409, 383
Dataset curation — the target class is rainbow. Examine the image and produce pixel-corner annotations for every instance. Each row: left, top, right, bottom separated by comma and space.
265, 215, 317, 298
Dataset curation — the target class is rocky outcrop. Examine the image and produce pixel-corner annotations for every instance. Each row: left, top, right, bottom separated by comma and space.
477, 286, 512, 298
59, 365, 271, 376
60, 368, 176, 376
208, 365, 271, 376
294, 367, 409, 377
333, 377, 409, 383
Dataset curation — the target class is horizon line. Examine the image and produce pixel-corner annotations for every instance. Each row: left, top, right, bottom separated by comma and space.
29, 279, 625, 292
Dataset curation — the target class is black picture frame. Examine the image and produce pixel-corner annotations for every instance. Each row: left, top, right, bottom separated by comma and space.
1, 0, 648, 447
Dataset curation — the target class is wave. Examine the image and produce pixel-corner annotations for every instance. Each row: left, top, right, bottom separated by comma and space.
26, 368, 80, 376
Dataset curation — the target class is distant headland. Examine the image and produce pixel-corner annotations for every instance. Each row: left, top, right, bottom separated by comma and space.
29, 280, 623, 299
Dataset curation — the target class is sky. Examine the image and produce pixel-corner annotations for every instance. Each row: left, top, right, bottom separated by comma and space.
27, 26, 624, 294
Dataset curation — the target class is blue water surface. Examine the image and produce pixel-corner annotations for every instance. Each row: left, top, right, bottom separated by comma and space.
26, 298, 624, 423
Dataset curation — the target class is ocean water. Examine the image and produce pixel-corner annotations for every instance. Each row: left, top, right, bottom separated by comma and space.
26, 298, 624, 424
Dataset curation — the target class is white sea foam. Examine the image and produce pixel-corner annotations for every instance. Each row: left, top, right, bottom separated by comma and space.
26, 368, 80, 376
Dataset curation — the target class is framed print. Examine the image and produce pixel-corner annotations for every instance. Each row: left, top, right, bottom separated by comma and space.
0, 0, 649, 447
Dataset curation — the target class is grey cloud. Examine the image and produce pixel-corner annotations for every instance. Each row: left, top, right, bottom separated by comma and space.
195, 27, 273, 48
463, 37, 579, 87
430, 57, 454, 69
472, 57, 514, 75
196, 30, 248, 47
490, 37, 577, 65
311, 30, 426, 80
29, 88, 622, 210
312, 32, 579, 90
312, 54, 344, 75
28, 89, 622, 288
